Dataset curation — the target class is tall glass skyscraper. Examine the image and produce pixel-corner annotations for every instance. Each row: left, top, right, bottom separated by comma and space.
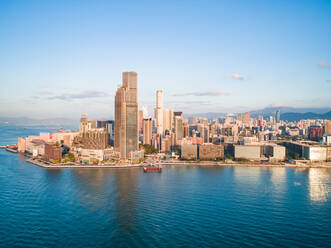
276, 110, 280, 123
155, 90, 164, 135
114, 72, 138, 159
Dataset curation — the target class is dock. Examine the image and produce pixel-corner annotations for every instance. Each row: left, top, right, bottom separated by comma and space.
5, 148, 18, 153
26, 158, 144, 169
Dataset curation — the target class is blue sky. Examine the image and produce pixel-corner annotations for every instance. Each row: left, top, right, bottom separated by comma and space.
0, 0, 330, 119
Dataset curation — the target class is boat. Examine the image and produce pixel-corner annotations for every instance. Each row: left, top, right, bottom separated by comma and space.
143, 164, 162, 173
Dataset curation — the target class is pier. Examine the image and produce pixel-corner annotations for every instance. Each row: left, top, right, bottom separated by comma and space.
1, 145, 18, 153
26, 158, 144, 169
5, 148, 18, 153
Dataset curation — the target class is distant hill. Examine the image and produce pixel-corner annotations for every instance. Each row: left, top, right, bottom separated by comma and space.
0, 117, 78, 127
186, 107, 331, 120
185, 112, 226, 119
250, 107, 331, 118
280, 111, 331, 122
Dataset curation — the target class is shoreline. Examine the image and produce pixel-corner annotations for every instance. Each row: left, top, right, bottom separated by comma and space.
26, 158, 144, 169
162, 162, 331, 168
3, 149, 330, 169
25, 158, 331, 169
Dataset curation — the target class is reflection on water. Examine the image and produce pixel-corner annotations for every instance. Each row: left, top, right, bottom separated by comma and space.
270, 168, 286, 193
309, 168, 331, 202
233, 167, 262, 184
113, 169, 140, 232
70, 168, 141, 232
72, 169, 114, 191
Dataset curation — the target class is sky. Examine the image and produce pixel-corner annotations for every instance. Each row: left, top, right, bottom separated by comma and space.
0, 0, 330, 120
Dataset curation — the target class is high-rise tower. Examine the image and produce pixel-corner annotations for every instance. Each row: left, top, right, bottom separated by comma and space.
155, 90, 163, 135
114, 72, 138, 159
275, 110, 281, 123
174, 111, 183, 142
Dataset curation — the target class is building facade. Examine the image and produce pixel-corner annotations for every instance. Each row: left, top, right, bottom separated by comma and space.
181, 144, 198, 160
155, 90, 163, 135
174, 112, 183, 143
275, 110, 280, 123
44, 143, 62, 161
199, 144, 224, 160
114, 72, 138, 159
143, 118, 153, 145
309, 126, 324, 141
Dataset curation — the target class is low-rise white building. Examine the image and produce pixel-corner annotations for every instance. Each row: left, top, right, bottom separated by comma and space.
234, 145, 261, 160
235, 144, 286, 161
26, 140, 45, 157
264, 144, 286, 161
79, 149, 104, 164
303, 146, 329, 161
74, 147, 121, 164
322, 134, 331, 145
129, 150, 144, 161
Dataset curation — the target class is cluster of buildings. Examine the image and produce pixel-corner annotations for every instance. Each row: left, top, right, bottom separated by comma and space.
138, 91, 330, 163
17, 72, 143, 164
17, 71, 331, 165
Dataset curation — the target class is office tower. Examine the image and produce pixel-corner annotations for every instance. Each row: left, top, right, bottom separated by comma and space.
198, 124, 209, 143
183, 122, 189, 138
325, 120, 331, 134
138, 110, 144, 134
115, 72, 138, 159
97, 120, 114, 145
163, 109, 170, 131
143, 118, 153, 145
79, 114, 88, 133
276, 110, 280, 123
79, 114, 96, 133
236, 113, 243, 122
174, 112, 183, 142
257, 116, 263, 126
243, 112, 250, 125
163, 109, 174, 131
308, 125, 324, 141
155, 90, 163, 135
141, 106, 148, 118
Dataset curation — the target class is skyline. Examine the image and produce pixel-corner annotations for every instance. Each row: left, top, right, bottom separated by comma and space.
0, 0, 331, 119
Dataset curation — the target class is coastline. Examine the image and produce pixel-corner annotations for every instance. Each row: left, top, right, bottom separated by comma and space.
162, 161, 331, 169
26, 158, 144, 169
3, 148, 330, 169
25, 157, 331, 169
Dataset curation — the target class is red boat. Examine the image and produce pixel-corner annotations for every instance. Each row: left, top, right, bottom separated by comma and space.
143, 164, 162, 173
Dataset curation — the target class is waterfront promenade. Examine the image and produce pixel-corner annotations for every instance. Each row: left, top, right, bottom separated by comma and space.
3, 145, 330, 169
24, 157, 331, 169
26, 158, 144, 169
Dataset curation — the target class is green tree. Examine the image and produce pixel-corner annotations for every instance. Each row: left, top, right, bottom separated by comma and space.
142, 144, 157, 154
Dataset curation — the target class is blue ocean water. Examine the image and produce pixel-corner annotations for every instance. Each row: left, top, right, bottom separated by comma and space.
0, 125, 330, 248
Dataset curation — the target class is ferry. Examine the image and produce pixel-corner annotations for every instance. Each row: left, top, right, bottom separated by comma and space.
143, 164, 162, 173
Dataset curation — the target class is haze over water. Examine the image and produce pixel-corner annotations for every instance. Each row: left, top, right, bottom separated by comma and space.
0, 125, 330, 248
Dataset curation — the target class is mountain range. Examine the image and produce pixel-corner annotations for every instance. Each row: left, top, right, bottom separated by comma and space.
186, 107, 331, 121
280, 111, 331, 122
1, 107, 331, 126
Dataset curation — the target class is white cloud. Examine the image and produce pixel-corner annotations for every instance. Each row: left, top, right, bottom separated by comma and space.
318, 61, 331, 70
231, 73, 244, 80
173, 91, 231, 97
40, 90, 112, 101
